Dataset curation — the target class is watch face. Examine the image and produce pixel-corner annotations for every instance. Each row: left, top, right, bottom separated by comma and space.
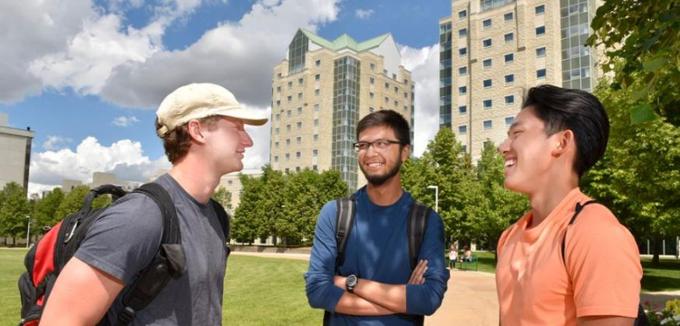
347, 274, 357, 286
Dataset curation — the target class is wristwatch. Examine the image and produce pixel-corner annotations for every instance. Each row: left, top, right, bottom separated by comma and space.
345, 274, 358, 293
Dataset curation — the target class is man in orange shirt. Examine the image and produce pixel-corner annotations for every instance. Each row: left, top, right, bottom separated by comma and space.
496, 85, 642, 325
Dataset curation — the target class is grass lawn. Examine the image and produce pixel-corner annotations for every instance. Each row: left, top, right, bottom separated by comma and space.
0, 248, 321, 325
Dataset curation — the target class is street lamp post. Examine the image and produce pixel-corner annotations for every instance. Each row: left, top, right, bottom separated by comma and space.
25, 215, 31, 248
427, 185, 439, 213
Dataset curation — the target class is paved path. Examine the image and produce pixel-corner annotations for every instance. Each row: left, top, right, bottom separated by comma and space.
232, 252, 680, 325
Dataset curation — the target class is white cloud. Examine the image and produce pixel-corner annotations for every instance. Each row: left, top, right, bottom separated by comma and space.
400, 43, 440, 157
355, 8, 374, 19
99, 0, 340, 109
112, 115, 140, 127
42, 135, 72, 151
30, 136, 170, 186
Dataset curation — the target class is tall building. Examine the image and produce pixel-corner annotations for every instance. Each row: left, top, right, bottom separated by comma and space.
0, 113, 33, 191
271, 29, 414, 190
439, 0, 599, 160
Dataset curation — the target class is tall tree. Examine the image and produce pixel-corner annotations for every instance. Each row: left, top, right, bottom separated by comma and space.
33, 188, 65, 232
55, 186, 90, 218
232, 174, 264, 244
0, 182, 31, 243
587, 0, 680, 125
212, 187, 232, 212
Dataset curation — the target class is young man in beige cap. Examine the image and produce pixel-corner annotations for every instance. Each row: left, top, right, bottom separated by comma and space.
42, 83, 267, 325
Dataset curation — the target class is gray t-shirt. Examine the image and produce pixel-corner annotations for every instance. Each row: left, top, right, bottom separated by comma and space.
75, 174, 228, 325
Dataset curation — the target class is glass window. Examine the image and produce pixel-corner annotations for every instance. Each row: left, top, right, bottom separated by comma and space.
483, 38, 492, 47
458, 66, 468, 76
458, 86, 467, 95
458, 105, 467, 114
459, 28, 467, 38
315, 59, 321, 66
483, 120, 493, 129
505, 116, 514, 126
483, 58, 492, 68
536, 47, 546, 58
296, 136, 301, 144
315, 74, 320, 80
505, 74, 514, 83
458, 10, 467, 19
483, 79, 492, 88
504, 12, 513, 21
298, 78, 303, 85
536, 26, 546, 36
504, 33, 514, 42
535, 5, 545, 15
537, 68, 547, 79
296, 152, 301, 158
297, 122, 302, 129
483, 19, 492, 29
459, 47, 467, 56
313, 149, 318, 157
483, 99, 492, 108
504, 53, 514, 63
297, 107, 302, 115
369, 77, 374, 84
505, 95, 515, 104
458, 125, 467, 134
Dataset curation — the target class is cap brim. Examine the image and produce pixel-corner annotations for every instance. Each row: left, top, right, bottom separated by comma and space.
214, 107, 269, 126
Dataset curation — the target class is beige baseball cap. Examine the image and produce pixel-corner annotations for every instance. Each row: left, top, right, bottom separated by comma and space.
156, 83, 268, 137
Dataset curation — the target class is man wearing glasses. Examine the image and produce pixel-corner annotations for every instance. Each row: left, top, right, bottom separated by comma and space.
305, 110, 449, 325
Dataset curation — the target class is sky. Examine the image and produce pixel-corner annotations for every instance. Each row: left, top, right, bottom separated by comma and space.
0, 0, 451, 195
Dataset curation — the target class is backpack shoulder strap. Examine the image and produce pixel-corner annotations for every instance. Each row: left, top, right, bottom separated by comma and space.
209, 199, 230, 240
407, 201, 431, 271
117, 182, 185, 326
561, 200, 598, 265
334, 194, 356, 273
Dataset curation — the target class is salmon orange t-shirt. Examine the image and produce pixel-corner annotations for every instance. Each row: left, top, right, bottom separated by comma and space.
496, 188, 642, 325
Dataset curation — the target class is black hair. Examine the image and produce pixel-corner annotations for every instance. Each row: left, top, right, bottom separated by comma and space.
356, 110, 411, 146
522, 84, 609, 177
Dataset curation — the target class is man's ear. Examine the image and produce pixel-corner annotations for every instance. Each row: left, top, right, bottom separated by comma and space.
552, 129, 574, 157
186, 120, 207, 144
401, 144, 411, 162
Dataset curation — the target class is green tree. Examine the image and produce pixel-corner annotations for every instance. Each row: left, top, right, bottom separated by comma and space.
0, 182, 31, 244
232, 174, 264, 244
55, 186, 90, 218
402, 128, 474, 242
583, 78, 680, 264
464, 142, 528, 258
212, 187, 232, 212
33, 187, 65, 232
587, 0, 680, 125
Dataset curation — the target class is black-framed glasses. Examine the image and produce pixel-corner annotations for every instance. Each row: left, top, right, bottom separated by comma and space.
353, 139, 402, 152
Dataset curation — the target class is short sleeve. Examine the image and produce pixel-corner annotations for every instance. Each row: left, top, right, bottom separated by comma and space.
74, 193, 164, 284
566, 205, 642, 318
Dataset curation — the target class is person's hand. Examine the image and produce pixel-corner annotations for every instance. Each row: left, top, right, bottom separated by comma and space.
408, 260, 428, 285
333, 275, 346, 288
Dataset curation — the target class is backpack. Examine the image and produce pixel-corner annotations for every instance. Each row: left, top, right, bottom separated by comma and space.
18, 182, 230, 326
324, 193, 432, 326
561, 201, 648, 326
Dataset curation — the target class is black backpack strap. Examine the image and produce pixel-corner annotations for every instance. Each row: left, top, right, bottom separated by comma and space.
561, 200, 597, 265
116, 183, 185, 326
334, 194, 356, 273
210, 198, 231, 257
407, 201, 430, 271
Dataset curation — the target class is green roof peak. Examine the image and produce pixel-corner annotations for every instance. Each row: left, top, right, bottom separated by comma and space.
298, 29, 390, 52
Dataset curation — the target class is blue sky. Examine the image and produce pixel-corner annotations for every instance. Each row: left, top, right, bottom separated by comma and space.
0, 0, 448, 194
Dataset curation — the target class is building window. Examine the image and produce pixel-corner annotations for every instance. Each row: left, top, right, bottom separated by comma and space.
483, 99, 493, 109
314, 119, 319, 126
298, 92, 302, 99
369, 107, 375, 113
504, 32, 514, 43
385, 82, 389, 89
288, 81, 292, 88
483, 19, 492, 29
458, 10, 467, 19
505, 95, 515, 104
369, 77, 374, 84
296, 152, 301, 158
298, 78, 303, 85
274, 141, 279, 148
286, 124, 291, 131
315, 74, 320, 81
483, 58, 492, 68
297, 107, 302, 115
275, 127, 279, 134
275, 113, 280, 121
369, 92, 374, 98
370, 63, 375, 71
458, 86, 467, 95
313, 134, 319, 141
535, 4, 545, 15
314, 104, 320, 112
315, 59, 321, 66
536, 26, 546, 36
458, 105, 467, 114
394, 86, 398, 93
458, 66, 468, 76
536, 47, 546, 58
285, 153, 290, 160
483, 120, 493, 130
459, 47, 467, 56
276, 86, 281, 93
297, 122, 302, 129
286, 138, 290, 145
537, 68, 547, 79
505, 116, 515, 126
483, 38, 492, 48
287, 96, 292, 102
314, 89, 320, 96
313, 149, 318, 157
504, 53, 514, 63
458, 125, 467, 134
274, 155, 279, 162
296, 136, 302, 144
287, 110, 291, 117
459, 28, 468, 38
504, 74, 515, 84
483, 79, 492, 88
276, 100, 280, 106
504, 12, 513, 21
